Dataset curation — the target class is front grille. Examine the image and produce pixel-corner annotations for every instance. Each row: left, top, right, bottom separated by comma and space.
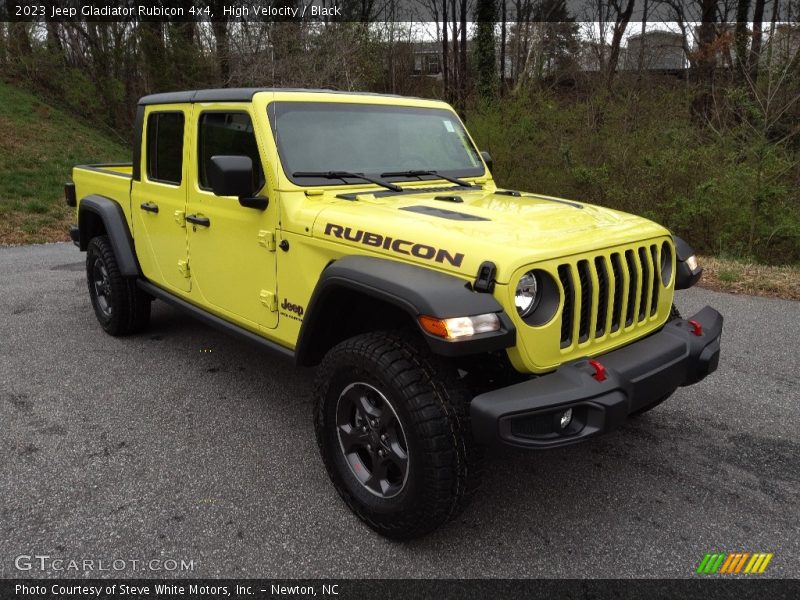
558, 242, 667, 349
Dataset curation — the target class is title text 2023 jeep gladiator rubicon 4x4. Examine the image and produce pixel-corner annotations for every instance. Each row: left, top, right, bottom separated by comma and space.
67, 89, 722, 539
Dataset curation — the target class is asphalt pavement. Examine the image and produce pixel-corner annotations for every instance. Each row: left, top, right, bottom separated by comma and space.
1, 243, 798, 578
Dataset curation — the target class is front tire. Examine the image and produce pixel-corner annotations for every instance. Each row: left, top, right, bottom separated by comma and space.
314, 331, 482, 539
86, 235, 151, 336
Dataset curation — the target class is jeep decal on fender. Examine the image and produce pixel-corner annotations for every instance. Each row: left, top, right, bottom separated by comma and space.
281, 298, 304, 317
324, 223, 465, 267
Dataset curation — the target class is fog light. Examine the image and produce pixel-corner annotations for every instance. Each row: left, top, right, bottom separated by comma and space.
559, 408, 573, 430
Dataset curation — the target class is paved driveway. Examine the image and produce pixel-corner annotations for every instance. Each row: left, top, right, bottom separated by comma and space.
1, 243, 798, 578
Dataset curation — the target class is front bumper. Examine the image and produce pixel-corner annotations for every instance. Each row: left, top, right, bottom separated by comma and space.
471, 306, 723, 449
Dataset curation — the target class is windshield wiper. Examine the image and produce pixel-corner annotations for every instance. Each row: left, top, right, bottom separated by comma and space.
292, 171, 402, 193
380, 170, 474, 188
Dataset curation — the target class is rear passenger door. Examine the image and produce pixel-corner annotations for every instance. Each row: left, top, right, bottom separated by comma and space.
185, 106, 278, 330
131, 106, 191, 293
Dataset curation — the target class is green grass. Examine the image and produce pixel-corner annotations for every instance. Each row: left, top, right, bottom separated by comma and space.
0, 81, 127, 244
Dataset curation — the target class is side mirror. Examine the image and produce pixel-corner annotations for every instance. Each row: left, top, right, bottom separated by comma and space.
208, 156, 268, 210
480, 150, 493, 175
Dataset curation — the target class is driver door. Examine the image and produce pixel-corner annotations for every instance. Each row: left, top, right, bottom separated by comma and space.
185, 105, 278, 330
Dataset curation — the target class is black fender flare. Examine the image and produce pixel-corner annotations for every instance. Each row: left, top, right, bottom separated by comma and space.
672, 235, 703, 290
78, 195, 141, 277
295, 256, 515, 366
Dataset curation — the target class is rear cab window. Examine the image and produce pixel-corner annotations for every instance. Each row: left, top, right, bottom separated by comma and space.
146, 112, 185, 185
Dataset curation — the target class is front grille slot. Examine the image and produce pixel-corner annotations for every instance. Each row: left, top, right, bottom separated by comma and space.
610, 253, 624, 332
624, 250, 638, 326
594, 256, 609, 337
558, 265, 574, 348
577, 260, 592, 343
553, 240, 670, 351
638, 246, 650, 322
650, 244, 660, 315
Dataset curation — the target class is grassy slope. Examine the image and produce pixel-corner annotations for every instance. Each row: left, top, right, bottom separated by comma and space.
0, 81, 127, 244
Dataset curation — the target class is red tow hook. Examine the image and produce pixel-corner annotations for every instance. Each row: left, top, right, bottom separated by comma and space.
588, 359, 607, 382
688, 319, 703, 336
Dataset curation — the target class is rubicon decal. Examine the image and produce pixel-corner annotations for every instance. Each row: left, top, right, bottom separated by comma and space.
696, 552, 773, 574
324, 223, 465, 267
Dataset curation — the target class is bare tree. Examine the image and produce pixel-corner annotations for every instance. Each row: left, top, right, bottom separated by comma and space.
598, 0, 635, 90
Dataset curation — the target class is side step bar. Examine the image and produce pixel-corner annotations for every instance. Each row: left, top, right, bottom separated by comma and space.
137, 280, 294, 361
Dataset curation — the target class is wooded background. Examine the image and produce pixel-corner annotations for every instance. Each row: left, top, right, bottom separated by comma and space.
1, 0, 799, 262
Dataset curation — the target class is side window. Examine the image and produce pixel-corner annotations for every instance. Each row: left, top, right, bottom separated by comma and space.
198, 112, 264, 192
146, 112, 184, 185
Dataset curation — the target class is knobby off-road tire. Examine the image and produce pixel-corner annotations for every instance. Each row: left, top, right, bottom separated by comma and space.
86, 235, 151, 336
314, 331, 483, 539
629, 303, 683, 418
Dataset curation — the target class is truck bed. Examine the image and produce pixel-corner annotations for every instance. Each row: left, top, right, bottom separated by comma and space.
72, 163, 133, 220
75, 163, 133, 178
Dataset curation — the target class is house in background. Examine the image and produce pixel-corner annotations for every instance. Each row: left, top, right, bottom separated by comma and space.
623, 31, 686, 71
765, 24, 800, 66
412, 41, 443, 78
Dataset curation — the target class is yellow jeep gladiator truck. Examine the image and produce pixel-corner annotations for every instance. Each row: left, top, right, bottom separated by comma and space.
67, 89, 722, 539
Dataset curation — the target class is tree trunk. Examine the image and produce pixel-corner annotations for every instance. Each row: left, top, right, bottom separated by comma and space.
450, 0, 459, 105
458, 0, 467, 117
500, 0, 507, 92
690, 0, 720, 123
211, 21, 229, 84
605, 0, 635, 91
636, 0, 648, 82
475, 0, 497, 102
8, 23, 32, 57
749, 0, 766, 85
442, 0, 449, 98
139, 22, 168, 92
734, 0, 751, 78
46, 22, 63, 55
0, 22, 7, 68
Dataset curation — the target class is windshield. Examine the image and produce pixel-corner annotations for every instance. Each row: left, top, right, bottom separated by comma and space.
268, 101, 485, 186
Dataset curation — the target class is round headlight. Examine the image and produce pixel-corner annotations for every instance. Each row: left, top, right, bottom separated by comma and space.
515, 271, 540, 317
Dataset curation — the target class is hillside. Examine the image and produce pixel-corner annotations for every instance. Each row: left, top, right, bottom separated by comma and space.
0, 82, 127, 245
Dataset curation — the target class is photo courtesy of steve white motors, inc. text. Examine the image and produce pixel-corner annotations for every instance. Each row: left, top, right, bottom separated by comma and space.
12, 2, 343, 19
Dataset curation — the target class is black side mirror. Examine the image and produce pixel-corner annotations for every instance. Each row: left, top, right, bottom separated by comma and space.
208, 156, 268, 210
480, 150, 493, 175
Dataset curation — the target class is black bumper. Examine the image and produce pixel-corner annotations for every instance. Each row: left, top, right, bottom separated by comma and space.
471, 306, 723, 450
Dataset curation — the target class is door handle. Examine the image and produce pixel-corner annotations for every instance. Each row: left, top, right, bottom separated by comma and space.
140, 202, 159, 214
186, 214, 211, 227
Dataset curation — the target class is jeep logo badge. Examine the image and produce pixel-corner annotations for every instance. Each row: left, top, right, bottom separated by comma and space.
281, 298, 304, 317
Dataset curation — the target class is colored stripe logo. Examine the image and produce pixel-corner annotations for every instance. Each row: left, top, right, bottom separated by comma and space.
696, 552, 773, 574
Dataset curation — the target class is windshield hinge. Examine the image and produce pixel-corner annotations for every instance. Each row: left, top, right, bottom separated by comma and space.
474, 261, 497, 293
257, 230, 276, 252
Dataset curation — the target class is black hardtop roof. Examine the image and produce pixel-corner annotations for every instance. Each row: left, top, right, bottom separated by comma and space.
137, 88, 422, 106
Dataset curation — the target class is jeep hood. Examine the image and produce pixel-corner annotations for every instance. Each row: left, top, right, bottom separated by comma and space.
311, 188, 670, 284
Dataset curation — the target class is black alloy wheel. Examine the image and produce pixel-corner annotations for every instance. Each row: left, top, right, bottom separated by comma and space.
91, 256, 113, 319
335, 382, 409, 499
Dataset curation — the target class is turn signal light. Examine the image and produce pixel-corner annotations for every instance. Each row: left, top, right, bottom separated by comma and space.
418, 313, 501, 340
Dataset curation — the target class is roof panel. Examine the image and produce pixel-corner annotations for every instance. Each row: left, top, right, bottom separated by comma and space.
137, 88, 418, 105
